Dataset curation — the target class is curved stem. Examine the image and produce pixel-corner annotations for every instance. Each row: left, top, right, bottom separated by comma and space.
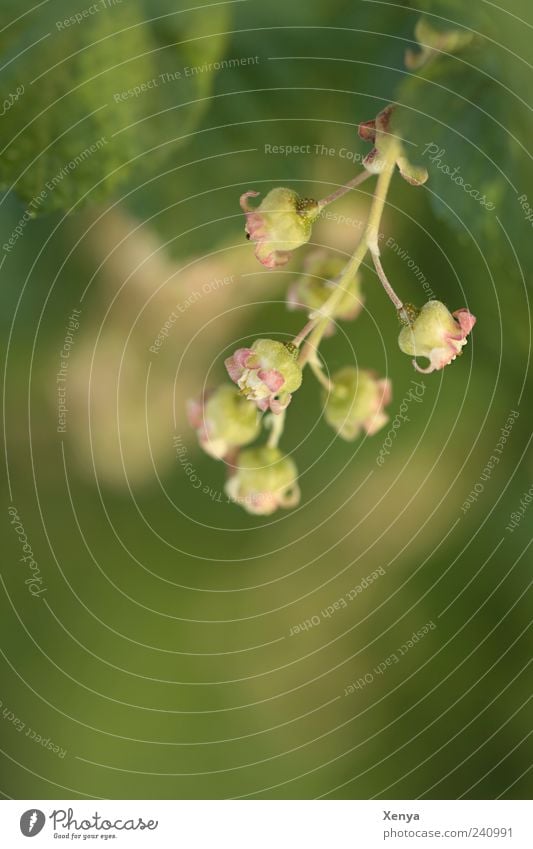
371, 251, 405, 313
317, 169, 373, 209
292, 317, 318, 348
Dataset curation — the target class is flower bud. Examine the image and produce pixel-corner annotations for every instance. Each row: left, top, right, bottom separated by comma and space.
240, 188, 320, 268
287, 250, 363, 335
358, 105, 428, 186
405, 17, 474, 70
225, 446, 300, 515
398, 300, 476, 373
187, 385, 261, 459
323, 367, 392, 440
225, 339, 303, 414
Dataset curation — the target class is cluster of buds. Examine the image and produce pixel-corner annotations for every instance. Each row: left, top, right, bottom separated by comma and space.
187, 91, 477, 514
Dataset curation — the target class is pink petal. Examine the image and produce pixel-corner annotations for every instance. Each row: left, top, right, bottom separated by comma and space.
225, 348, 254, 382
248, 492, 279, 515
244, 211, 266, 241
258, 368, 284, 393
452, 309, 476, 336
240, 191, 260, 213
256, 398, 270, 412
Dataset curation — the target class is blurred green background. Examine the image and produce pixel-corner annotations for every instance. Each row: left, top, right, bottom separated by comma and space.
1, 0, 531, 799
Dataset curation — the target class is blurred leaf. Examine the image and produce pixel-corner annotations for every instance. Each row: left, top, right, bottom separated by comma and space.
396, 5, 533, 273
0, 0, 230, 213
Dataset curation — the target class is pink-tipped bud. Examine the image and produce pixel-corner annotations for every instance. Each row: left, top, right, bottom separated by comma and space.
323, 367, 392, 440
186, 385, 261, 459
398, 300, 476, 374
225, 446, 300, 515
225, 339, 302, 414
240, 188, 320, 268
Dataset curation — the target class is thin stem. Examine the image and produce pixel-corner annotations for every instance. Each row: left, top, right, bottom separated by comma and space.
267, 409, 286, 449
371, 252, 404, 313
298, 143, 400, 375
309, 356, 333, 391
317, 169, 373, 208
292, 317, 318, 348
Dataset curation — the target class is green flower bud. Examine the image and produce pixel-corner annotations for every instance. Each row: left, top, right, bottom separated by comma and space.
187, 385, 261, 459
241, 188, 321, 268
323, 367, 392, 440
287, 250, 363, 334
405, 17, 474, 70
225, 339, 303, 414
398, 300, 476, 373
225, 446, 300, 515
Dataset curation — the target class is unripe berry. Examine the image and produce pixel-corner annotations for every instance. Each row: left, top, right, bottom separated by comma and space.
187, 385, 261, 459
287, 249, 363, 335
225, 339, 303, 413
240, 188, 320, 268
225, 446, 300, 515
323, 367, 392, 440
398, 300, 476, 373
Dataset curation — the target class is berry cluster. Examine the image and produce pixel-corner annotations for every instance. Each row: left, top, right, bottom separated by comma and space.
188, 106, 476, 515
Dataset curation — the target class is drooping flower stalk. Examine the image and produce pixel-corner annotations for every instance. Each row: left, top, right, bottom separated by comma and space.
300, 141, 399, 369
188, 99, 477, 514
371, 251, 405, 316
316, 169, 372, 209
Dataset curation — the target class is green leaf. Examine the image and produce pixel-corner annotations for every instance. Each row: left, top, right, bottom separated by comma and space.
0, 0, 230, 214
396, 6, 533, 265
